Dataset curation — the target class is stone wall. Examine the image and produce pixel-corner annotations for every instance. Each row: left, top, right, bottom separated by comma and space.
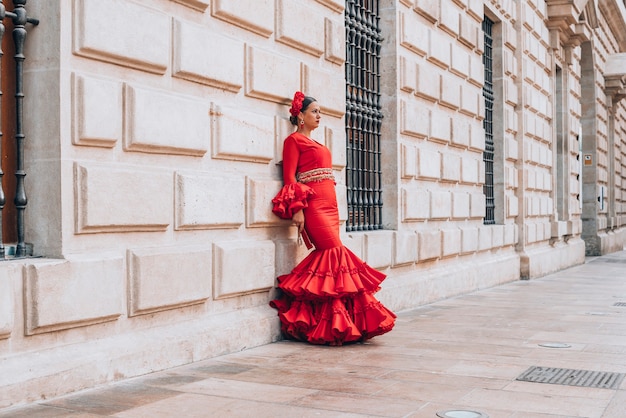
1, 0, 624, 409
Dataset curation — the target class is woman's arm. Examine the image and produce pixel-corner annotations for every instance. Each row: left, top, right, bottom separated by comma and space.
282, 136, 299, 185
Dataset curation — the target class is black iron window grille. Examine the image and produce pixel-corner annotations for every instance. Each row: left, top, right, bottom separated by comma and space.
0, 0, 38, 259
482, 16, 495, 225
345, 0, 383, 232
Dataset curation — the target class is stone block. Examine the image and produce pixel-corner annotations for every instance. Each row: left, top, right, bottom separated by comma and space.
506, 136, 519, 160
440, 74, 461, 110
450, 44, 470, 78
393, 231, 417, 266
431, 190, 452, 219
477, 226, 492, 251
128, 246, 212, 316
526, 222, 537, 244
0, 264, 20, 339
507, 194, 519, 217
468, 52, 485, 86
72, 73, 122, 147
461, 156, 479, 184
428, 32, 451, 69
461, 84, 480, 116
430, 111, 452, 143
75, 163, 172, 233
172, 20, 244, 91
492, 225, 505, 248
400, 56, 416, 93
246, 46, 300, 104
247, 178, 284, 227
469, 120, 485, 151
343, 233, 364, 259
417, 148, 441, 180
24, 257, 124, 335
452, 191, 470, 219
470, 193, 486, 218
459, 14, 479, 47
73, 0, 169, 73
172, 0, 209, 11
364, 231, 394, 269
402, 188, 430, 220
325, 125, 346, 169
315, 0, 344, 12
452, 118, 470, 148
399, 12, 428, 56
125, 85, 210, 156
416, 63, 440, 102
211, 104, 274, 163
336, 183, 348, 222
442, 153, 461, 182
414, 0, 438, 21
175, 172, 245, 230
401, 144, 418, 179
401, 100, 430, 138
460, 226, 478, 253
275, 239, 304, 276
467, 0, 483, 21
505, 78, 519, 106
302, 66, 345, 117
439, 0, 460, 36
276, 0, 324, 56
211, 0, 274, 37
504, 224, 517, 245
213, 240, 275, 299
325, 17, 345, 65
442, 228, 461, 257
418, 230, 441, 261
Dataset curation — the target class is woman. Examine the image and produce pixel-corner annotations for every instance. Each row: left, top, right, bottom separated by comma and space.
270, 91, 396, 346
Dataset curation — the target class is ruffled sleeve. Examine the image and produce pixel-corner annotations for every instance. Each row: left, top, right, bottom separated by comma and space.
272, 182, 315, 219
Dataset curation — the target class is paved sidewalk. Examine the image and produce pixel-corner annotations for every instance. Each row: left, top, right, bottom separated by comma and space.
2, 251, 626, 418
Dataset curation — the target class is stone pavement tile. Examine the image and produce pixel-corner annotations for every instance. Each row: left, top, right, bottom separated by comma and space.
502, 380, 615, 400
130, 373, 206, 389
382, 370, 509, 391
174, 377, 318, 402
39, 382, 181, 416
112, 393, 369, 418
222, 365, 394, 396
601, 390, 626, 418
459, 387, 607, 417
443, 359, 529, 380
291, 390, 424, 417
374, 380, 474, 404
0, 405, 105, 418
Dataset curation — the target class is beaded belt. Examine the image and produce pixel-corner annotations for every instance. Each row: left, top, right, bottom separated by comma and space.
296, 168, 335, 183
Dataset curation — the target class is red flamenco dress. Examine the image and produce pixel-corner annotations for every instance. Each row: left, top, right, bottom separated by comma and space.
270, 132, 396, 345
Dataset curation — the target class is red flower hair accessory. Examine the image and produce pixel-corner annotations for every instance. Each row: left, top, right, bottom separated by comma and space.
289, 91, 305, 117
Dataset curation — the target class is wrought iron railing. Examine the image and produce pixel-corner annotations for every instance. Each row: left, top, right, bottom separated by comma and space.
0, 0, 38, 259
345, 0, 383, 231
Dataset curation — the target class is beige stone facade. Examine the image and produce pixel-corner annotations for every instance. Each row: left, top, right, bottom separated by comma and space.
0, 0, 625, 408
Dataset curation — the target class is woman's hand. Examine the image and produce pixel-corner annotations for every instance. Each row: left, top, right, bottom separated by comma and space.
292, 210, 305, 233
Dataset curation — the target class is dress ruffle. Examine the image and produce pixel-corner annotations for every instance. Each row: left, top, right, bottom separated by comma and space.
271, 183, 316, 219
270, 245, 396, 346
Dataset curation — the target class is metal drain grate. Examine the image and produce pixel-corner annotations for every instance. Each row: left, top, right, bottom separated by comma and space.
614, 302, 626, 307
516, 366, 625, 389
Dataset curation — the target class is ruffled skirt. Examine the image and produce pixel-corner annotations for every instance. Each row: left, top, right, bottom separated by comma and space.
270, 245, 396, 345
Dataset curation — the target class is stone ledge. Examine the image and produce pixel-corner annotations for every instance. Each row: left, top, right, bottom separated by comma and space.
378, 250, 521, 312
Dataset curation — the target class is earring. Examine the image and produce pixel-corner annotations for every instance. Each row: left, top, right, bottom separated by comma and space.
300, 120, 304, 125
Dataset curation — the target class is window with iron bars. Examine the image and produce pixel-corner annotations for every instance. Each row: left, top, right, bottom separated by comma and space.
345, 0, 383, 232
482, 16, 495, 225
